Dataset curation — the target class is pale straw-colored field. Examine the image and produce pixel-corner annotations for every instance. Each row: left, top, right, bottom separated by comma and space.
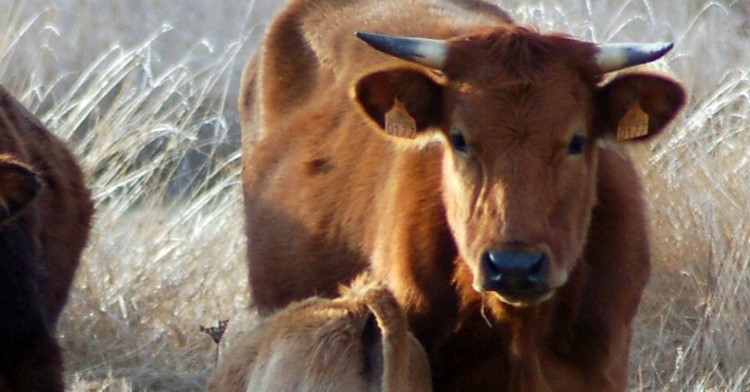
1, 0, 747, 390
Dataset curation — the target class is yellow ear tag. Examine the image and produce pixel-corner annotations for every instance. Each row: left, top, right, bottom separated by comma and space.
616, 103, 649, 141
385, 98, 417, 139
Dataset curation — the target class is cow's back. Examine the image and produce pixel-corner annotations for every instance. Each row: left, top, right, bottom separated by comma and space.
241, 0, 512, 313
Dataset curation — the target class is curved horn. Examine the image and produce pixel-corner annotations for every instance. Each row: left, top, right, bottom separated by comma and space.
595, 42, 674, 73
356, 31, 448, 69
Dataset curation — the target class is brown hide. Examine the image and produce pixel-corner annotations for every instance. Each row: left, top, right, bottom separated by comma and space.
241, 0, 685, 390
0, 85, 94, 391
208, 274, 432, 392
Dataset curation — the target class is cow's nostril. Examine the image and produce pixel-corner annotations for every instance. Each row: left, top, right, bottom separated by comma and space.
527, 253, 547, 284
482, 251, 501, 278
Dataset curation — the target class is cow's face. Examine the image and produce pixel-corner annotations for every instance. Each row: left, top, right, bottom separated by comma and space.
439, 65, 599, 306
354, 28, 685, 306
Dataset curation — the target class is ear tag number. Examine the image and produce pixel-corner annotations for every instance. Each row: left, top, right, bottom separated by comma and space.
617, 103, 649, 141
385, 98, 417, 139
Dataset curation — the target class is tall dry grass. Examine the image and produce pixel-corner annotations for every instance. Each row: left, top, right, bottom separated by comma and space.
1, 0, 748, 390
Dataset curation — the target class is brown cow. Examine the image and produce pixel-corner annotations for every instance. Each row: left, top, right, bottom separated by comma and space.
208, 274, 432, 392
240, 0, 685, 390
0, 85, 94, 391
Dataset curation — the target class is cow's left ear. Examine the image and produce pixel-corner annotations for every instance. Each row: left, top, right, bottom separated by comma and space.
0, 159, 41, 224
353, 67, 445, 139
595, 72, 686, 141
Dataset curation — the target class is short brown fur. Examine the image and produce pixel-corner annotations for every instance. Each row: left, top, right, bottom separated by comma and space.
241, 0, 685, 390
208, 274, 431, 392
0, 85, 94, 391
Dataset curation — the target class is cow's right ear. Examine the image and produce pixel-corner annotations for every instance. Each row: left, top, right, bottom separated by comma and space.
0, 159, 41, 224
353, 67, 445, 138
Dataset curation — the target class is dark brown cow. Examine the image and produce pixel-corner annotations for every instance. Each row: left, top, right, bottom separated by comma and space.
0, 85, 94, 391
240, 0, 685, 390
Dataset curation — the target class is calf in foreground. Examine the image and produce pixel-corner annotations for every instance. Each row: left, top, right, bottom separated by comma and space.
0, 85, 94, 391
208, 274, 431, 392
241, 0, 686, 390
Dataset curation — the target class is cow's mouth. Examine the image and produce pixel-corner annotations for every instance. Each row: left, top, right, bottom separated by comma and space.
491, 288, 555, 307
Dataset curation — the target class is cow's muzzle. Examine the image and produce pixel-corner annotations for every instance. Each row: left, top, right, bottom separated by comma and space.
480, 248, 551, 305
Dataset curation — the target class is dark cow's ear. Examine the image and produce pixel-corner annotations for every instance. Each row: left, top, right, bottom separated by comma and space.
353, 67, 444, 139
595, 72, 686, 141
0, 160, 41, 224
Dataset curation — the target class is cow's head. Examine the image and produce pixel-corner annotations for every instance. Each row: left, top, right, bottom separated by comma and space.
0, 156, 41, 225
353, 27, 685, 307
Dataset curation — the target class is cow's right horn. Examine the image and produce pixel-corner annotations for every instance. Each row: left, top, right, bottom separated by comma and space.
356, 31, 448, 69
595, 42, 674, 73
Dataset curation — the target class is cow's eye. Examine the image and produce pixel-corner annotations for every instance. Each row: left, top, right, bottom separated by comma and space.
449, 128, 469, 154
567, 134, 586, 155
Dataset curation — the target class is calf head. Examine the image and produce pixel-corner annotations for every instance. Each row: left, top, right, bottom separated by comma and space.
210, 276, 431, 392
354, 27, 685, 307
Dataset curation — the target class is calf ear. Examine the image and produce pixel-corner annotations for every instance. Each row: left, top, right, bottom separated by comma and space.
361, 311, 385, 384
0, 160, 41, 224
595, 72, 686, 141
353, 67, 444, 139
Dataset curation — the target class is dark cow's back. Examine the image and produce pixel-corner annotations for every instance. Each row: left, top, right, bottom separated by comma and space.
0, 85, 93, 391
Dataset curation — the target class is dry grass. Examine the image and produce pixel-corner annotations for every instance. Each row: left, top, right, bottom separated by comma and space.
1, 0, 748, 390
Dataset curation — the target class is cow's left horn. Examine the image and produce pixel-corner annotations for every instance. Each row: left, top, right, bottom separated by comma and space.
595, 42, 674, 73
356, 31, 448, 69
